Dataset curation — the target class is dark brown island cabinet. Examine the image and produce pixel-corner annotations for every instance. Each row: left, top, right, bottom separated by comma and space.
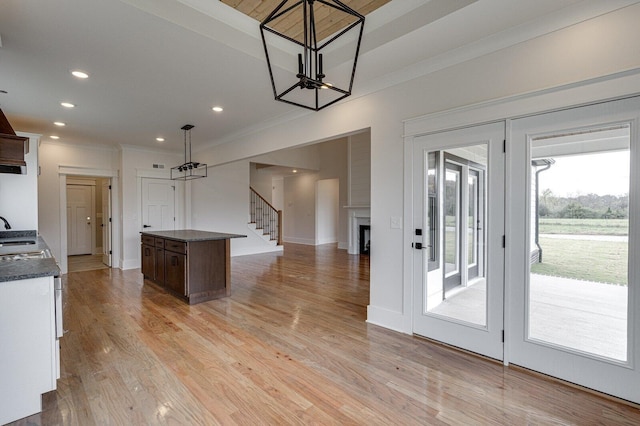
141, 230, 246, 304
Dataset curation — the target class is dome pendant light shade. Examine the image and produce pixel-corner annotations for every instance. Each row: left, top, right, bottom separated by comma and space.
171, 124, 207, 180
260, 0, 365, 111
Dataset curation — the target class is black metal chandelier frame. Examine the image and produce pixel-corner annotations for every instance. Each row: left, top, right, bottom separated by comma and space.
260, 0, 365, 111
170, 124, 207, 181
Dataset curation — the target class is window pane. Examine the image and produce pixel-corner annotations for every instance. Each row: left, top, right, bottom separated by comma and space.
528, 126, 629, 361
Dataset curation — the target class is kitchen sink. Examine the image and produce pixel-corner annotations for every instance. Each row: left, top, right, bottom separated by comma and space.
0, 240, 36, 247
0, 249, 51, 260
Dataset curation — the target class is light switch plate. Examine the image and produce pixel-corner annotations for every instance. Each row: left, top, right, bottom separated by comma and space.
390, 216, 402, 229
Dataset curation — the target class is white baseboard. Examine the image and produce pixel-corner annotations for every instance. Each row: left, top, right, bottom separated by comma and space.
283, 236, 316, 246
232, 245, 283, 257
121, 258, 140, 270
366, 305, 412, 334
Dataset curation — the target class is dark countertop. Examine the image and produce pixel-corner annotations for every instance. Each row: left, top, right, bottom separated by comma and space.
0, 232, 60, 282
141, 229, 246, 242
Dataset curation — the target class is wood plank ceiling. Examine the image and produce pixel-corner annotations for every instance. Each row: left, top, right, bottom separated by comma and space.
221, 0, 390, 42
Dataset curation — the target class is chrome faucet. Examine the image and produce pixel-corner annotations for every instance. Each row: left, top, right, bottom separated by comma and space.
0, 216, 11, 230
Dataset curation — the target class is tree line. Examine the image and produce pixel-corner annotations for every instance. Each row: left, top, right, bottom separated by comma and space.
539, 189, 628, 219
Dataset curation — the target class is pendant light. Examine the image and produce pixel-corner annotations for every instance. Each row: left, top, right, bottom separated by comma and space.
171, 124, 207, 180
260, 0, 365, 111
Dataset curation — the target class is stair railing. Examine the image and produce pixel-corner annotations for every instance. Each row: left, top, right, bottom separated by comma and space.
250, 187, 282, 245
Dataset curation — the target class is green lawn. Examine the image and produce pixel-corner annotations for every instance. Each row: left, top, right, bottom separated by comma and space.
539, 218, 628, 236
531, 237, 628, 285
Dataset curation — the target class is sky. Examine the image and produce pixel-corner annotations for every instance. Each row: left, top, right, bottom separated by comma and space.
537, 150, 630, 197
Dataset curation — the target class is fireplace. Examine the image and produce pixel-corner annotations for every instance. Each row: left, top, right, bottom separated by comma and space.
359, 225, 370, 255
346, 207, 370, 255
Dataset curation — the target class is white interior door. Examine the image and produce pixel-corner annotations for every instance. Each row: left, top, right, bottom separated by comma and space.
507, 97, 640, 403
67, 184, 94, 255
141, 178, 175, 231
101, 180, 111, 266
412, 122, 505, 360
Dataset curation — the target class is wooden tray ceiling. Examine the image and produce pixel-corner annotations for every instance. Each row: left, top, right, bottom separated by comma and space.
221, 0, 390, 42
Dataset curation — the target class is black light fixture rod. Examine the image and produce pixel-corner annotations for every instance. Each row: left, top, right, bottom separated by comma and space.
303, 0, 309, 79
262, 0, 301, 25
310, 0, 319, 81
261, 25, 305, 48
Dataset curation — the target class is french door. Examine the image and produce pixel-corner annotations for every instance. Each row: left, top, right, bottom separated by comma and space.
507, 97, 640, 403
412, 122, 505, 360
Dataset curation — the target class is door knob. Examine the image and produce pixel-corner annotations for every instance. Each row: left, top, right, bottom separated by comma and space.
143, 225, 151, 228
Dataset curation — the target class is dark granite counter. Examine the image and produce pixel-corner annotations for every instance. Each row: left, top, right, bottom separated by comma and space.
0, 231, 60, 282
141, 229, 246, 242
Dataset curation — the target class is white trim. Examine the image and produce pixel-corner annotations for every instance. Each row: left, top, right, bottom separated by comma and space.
232, 245, 284, 257
59, 165, 118, 178
366, 305, 412, 334
283, 236, 316, 246
404, 68, 640, 137
57, 167, 120, 274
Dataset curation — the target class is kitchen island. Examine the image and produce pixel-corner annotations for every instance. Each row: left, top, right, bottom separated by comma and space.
141, 229, 246, 304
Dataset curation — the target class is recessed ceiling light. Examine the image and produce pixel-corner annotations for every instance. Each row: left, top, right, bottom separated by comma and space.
156, 137, 165, 142
292, 169, 298, 173
50, 135, 60, 140
71, 70, 89, 79
54, 121, 66, 127
212, 106, 223, 112
60, 102, 75, 108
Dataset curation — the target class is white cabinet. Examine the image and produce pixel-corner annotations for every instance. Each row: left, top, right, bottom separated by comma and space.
0, 276, 57, 424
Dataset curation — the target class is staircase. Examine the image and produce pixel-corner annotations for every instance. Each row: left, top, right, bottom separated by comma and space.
250, 187, 282, 246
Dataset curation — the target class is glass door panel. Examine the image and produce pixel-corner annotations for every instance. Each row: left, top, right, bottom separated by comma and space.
508, 96, 640, 404
412, 122, 504, 360
528, 131, 629, 361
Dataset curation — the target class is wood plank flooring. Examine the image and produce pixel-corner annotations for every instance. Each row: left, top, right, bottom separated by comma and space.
67, 254, 108, 273
11, 243, 640, 424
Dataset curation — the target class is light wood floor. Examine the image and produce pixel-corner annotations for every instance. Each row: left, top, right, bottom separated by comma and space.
12, 244, 640, 424
67, 254, 108, 273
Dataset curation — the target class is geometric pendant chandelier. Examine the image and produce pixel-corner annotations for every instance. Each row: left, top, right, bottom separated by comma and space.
170, 124, 207, 180
260, 0, 365, 111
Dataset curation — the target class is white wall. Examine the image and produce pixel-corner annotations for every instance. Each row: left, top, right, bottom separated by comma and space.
283, 172, 318, 245
0, 133, 39, 231
317, 137, 349, 249
316, 178, 339, 245
348, 131, 371, 207
251, 144, 320, 170
190, 5, 640, 333
119, 145, 183, 269
249, 163, 274, 203
190, 160, 280, 256
272, 177, 284, 211
38, 141, 118, 267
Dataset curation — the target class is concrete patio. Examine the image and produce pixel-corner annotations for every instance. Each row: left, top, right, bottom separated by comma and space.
429, 274, 628, 361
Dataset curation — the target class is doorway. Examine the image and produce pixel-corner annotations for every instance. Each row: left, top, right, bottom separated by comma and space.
141, 178, 176, 231
66, 176, 112, 272
410, 96, 640, 403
